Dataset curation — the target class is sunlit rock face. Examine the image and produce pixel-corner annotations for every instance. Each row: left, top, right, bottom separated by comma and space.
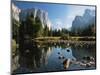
20, 8, 51, 30
11, 3, 21, 22
71, 9, 95, 33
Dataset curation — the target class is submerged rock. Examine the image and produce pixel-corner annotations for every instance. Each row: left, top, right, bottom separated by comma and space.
58, 52, 60, 54
86, 63, 91, 67
62, 56, 65, 59
82, 56, 95, 61
58, 56, 61, 59
67, 49, 70, 52
79, 56, 95, 68
58, 55, 65, 59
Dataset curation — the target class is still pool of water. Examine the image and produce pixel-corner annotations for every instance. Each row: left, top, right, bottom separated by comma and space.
12, 42, 96, 74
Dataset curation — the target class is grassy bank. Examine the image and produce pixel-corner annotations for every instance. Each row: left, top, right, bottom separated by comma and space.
34, 36, 95, 41
33, 36, 96, 45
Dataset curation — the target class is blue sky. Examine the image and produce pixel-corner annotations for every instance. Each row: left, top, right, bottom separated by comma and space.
13, 1, 95, 30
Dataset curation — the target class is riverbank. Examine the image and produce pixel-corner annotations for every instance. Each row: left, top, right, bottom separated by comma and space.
33, 36, 96, 44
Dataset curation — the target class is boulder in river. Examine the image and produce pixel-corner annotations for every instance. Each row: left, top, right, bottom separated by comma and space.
63, 59, 71, 69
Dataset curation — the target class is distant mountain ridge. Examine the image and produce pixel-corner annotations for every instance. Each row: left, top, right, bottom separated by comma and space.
71, 9, 95, 33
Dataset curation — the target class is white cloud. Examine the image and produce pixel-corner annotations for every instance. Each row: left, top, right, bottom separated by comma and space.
52, 18, 63, 30
52, 18, 73, 30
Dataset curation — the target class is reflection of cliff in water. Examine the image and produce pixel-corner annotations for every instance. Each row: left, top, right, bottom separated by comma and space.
71, 44, 96, 61
13, 39, 52, 74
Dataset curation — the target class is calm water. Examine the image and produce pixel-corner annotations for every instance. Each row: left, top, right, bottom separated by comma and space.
12, 41, 96, 74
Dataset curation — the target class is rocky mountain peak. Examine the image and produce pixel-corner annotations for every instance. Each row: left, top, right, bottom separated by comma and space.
71, 9, 95, 33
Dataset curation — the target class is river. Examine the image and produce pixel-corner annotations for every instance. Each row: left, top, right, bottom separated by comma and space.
12, 41, 96, 74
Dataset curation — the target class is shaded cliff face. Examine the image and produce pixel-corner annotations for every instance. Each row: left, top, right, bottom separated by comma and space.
71, 9, 95, 33
20, 8, 51, 30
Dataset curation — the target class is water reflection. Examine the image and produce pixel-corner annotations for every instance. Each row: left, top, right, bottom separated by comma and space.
12, 41, 96, 74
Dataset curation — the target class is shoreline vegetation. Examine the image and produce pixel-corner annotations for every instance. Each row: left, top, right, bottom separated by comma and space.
33, 36, 96, 44
12, 36, 96, 54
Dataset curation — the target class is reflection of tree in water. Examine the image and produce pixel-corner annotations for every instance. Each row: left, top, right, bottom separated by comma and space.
13, 39, 52, 74
19, 41, 41, 68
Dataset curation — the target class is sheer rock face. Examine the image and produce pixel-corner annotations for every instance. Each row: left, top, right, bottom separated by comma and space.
71, 9, 95, 33
11, 3, 21, 22
12, 3, 51, 30
20, 8, 51, 30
